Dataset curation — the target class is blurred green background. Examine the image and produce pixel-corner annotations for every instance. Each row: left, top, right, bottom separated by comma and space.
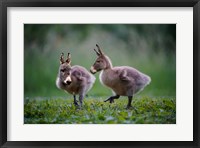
24, 24, 176, 98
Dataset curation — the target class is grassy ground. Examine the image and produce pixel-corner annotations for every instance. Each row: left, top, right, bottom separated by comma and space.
24, 96, 176, 124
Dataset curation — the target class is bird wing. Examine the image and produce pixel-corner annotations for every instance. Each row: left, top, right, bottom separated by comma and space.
119, 70, 130, 81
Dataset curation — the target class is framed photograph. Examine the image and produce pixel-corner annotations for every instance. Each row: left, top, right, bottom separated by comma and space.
1, 0, 199, 147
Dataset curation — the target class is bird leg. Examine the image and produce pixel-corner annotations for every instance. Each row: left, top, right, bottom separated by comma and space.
104, 95, 120, 103
126, 96, 133, 109
73, 95, 79, 106
79, 94, 84, 107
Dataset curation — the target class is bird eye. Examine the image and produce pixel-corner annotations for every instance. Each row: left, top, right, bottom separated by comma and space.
60, 69, 65, 72
96, 61, 100, 63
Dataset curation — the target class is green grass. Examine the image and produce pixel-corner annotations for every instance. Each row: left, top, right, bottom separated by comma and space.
24, 96, 176, 124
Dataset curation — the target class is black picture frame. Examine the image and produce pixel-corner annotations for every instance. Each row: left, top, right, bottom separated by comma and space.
0, 0, 199, 148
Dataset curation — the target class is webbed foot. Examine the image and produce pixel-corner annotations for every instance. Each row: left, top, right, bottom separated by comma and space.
104, 95, 120, 104
74, 100, 79, 106
104, 97, 114, 103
